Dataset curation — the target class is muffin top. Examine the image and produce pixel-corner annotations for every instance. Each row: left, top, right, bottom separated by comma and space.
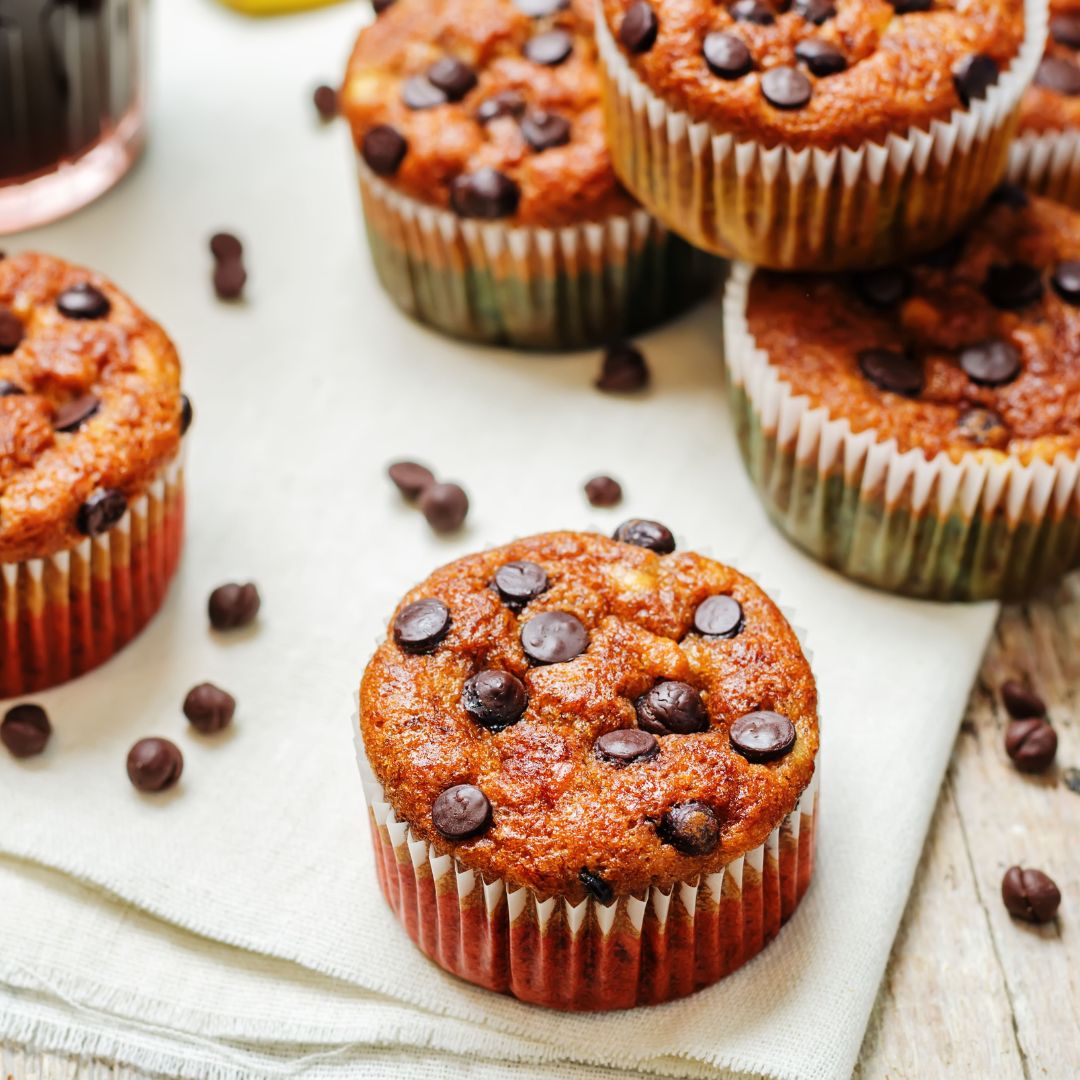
0, 253, 184, 564
360, 529, 818, 900
341, 0, 639, 228
600, 0, 1027, 150
743, 192, 1080, 462
1020, 1, 1080, 134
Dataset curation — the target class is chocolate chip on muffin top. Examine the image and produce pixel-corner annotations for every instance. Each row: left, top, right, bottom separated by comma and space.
1020, 2, 1080, 136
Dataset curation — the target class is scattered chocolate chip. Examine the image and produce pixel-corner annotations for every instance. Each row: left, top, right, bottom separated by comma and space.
183, 683, 237, 735
494, 560, 549, 607
636, 681, 708, 736
426, 57, 477, 102
312, 84, 338, 120
1051, 260, 1080, 305
703, 32, 753, 80
521, 110, 571, 152
387, 460, 435, 500
731, 0, 774, 23
57, 283, 110, 320
372, 0, 395, 12
658, 802, 720, 856
1035, 56, 1080, 96
984, 262, 1044, 309
596, 341, 650, 392
1051, 12, 1080, 48
476, 90, 527, 124
450, 168, 521, 219
794, 0, 835, 22
854, 267, 911, 309
514, 0, 568, 13
794, 39, 847, 76
1001, 679, 1046, 719
53, 392, 100, 432
1001, 866, 1061, 923
1, 704, 51, 759
393, 598, 450, 654
953, 53, 999, 107
432, 783, 491, 839
208, 582, 261, 631
693, 595, 744, 638
76, 489, 127, 536
210, 232, 243, 262
419, 482, 469, 533
889, 0, 931, 11
761, 66, 812, 109
0, 381, 24, 396
462, 670, 529, 730
0, 306, 24, 354
920, 234, 965, 269
521, 610, 589, 665
955, 407, 1008, 448
730, 710, 797, 762
988, 182, 1029, 209
1063, 766, 1080, 794
960, 339, 1021, 387
579, 867, 614, 903
619, 1, 658, 52
362, 124, 409, 177
213, 260, 247, 301
613, 518, 675, 553
524, 29, 573, 66
180, 394, 193, 435
595, 727, 659, 766
584, 475, 622, 507
126, 737, 183, 793
401, 75, 447, 111
857, 348, 923, 397
1005, 718, 1058, 773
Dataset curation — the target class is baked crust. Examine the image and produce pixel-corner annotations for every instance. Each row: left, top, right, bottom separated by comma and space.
0, 253, 182, 563
1019, 0, 1080, 135
360, 531, 818, 899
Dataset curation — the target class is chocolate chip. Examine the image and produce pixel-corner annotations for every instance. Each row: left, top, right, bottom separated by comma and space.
988, 182, 1029, 209
393, 597, 450, 654
372, 0, 395, 12
730, 710, 796, 762
476, 90, 527, 124
635, 681, 708, 736
462, 670, 528, 730
960, 339, 1021, 387
1001, 866, 1061, 923
1051, 260, 1080, 305
794, 0, 835, 22
1064, 767, 1080, 795
854, 267, 911, 309
210, 232, 243, 262
387, 460, 435, 500
584, 475, 622, 507
57, 283, 110, 320
1035, 56, 1080, 96
521, 110, 571, 152
596, 341, 650, 391
579, 867, 614, 903
703, 32, 753, 80
432, 783, 491, 839
208, 582, 261, 630
794, 39, 847, 76
889, 0, 931, 11
731, 0, 774, 22
401, 76, 447, 111
0, 306, 24, 354
619, 1, 658, 52
1004, 718, 1058, 773
53, 392, 100, 432
76, 489, 127, 536
494, 560, 549, 607
1001, 679, 1046, 719
857, 348, 923, 397
984, 262, 1044, 309
953, 53, 999, 107
0, 381, 24, 396
126, 737, 183, 793
362, 124, 408, 177
450, 168, 521, 219
313, 84, 338, 120
520, 610, 589, 665
514, 0, 568, 13
658, 802, 720, 856
1, 704, 51, 759
183, 683, 236, 735
920, 234, 965, 269
426, 57, 477, 102
524, 29, 573, 66
419, 482, 469, 533
693, 595, 744, 638
180, 394, 193, 435
954, 408, 1008, 448
595, 727, 659, 765
613, 518, 675, 553
761, 66, 812, 109
213, 260, 247, 301
1051, 12, 1080, 48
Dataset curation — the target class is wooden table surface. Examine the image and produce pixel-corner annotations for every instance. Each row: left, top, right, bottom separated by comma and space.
5, 584, 1079, 1080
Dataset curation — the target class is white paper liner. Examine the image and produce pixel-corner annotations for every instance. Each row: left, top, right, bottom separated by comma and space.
1008, 127, 1080, 206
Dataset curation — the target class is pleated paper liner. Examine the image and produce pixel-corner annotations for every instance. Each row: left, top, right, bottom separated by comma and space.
595, 0, 1047, 271
357, 164, 721, 350
1008, 128, 1080, 207
0, 456, 185, 698
723, 262, 1080, 601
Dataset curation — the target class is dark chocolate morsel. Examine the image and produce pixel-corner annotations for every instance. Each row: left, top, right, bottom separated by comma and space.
794, 39, 847, 76
209, 232, 243, 262
730, 710, 796, 762
523, 29, 573, 66
76, 488, 127, 536
984, 262, 1044, 309
183, 683, 237, 735
126, 737, 183, 793
1050, 12, 1080, 47
988, 182, 1029, 209
1004, 718, 1058, 773
1051, 260, 1080, 305
658, 802, 721, 856
521, 611, 589, 665
393, 597, 450, 654
450, 168, 521, 219
1, 703, 51, 759
584, 475, 623, 507
208, 582, 262, 630
180, 394, 193, 435
613, 518, 675, 553
476, 90, 527, 124
595, 727, 659, 765
761, 66, 813, 110
959, 339, 1021, 387
579, 867, 615, 903
426, 57, 477, 102
635, 681, 709, 736
0, 306, 24, 354
731, 0, 774, 23
494, 560, 549, 607
418, 482, 469, 533
1035, 56, 1080, 96
596, 341, 650, 391
521, 110, 571, 152
401, 75, 447, 111
213, 260, 246, 301
0, 381, 25, 396
432, 783, 491, 839
313, 84, 338, 120
387, 460, 435, 500
1001, 866, 1061, 923
619, 1, 659, 53
1000, 679, 1046, 719
857, 348, 923, 397
794, 0, 836, 23
703, 32, 753, 79
693, 595, 744, 638
462, 670, 529, 731
57, 283, 110, 320
952, 53, 999, 107
53, 392, 100, 432
889, 0, 932, 10
854, 267, 911, 309
362, 124, 409, 177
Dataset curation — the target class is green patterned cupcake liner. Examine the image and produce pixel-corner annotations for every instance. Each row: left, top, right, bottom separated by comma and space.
723, 262, 1080, 602
358, 164, 720, 350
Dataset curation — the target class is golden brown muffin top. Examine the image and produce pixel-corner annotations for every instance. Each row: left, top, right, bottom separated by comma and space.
1019, 1, 1080, 134
341, 0, 639, 228
360, 530, 818, 900
0, 253, 183, 564
744, 193, 1080, 462
600, 0, 1027, 151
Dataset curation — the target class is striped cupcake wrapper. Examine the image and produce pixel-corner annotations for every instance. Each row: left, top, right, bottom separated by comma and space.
1008, 127, 1080, 208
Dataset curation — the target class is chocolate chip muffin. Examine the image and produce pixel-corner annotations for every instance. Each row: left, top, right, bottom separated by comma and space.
0, 252, 187, 696
724, 192, 1080, 600
340, 0, 718, 349
357, 529, 819, 1010
596, 0, 1045, 269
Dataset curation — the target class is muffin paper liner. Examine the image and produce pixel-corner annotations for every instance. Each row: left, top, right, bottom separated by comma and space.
1008, 127, 1080, 207
0, 456, 185, 698
357, 164, 720, 350
723, 261, 1080, 600
595, 0, 1047, 270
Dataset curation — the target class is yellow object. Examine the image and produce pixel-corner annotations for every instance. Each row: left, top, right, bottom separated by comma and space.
219, 0, 346, 14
